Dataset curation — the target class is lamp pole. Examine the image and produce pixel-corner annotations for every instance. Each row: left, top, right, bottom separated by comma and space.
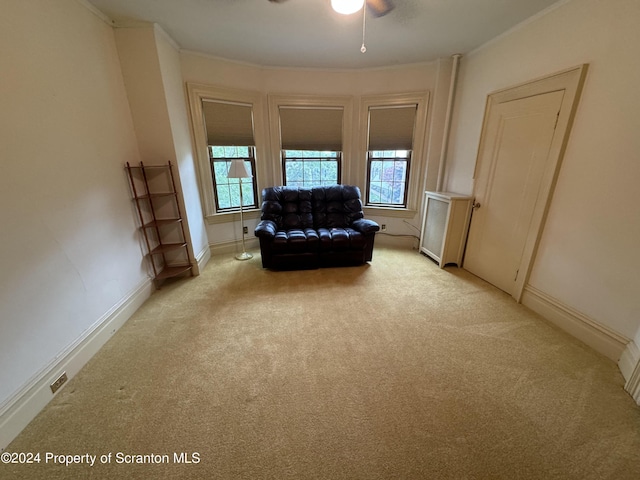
236, 177, 252, 261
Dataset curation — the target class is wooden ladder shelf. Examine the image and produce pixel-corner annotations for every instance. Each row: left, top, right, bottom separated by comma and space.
125, 161, 194, 288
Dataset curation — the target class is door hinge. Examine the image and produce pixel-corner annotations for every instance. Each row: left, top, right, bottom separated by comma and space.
554, 111, 560, 129
514, 269, 519, 282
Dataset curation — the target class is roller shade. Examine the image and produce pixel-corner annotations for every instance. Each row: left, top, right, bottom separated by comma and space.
279, 107, 343, 151
202, 100, 255, 146
368, 105, 417, 151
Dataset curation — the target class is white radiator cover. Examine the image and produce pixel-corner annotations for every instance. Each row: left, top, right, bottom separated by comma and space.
419, 191, 472, 268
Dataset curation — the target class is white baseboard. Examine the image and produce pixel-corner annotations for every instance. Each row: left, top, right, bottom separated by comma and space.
619, 341, 640, 405
0, 278, 153, 451
195, 243, 211, 273
209, 238, 259, 256
521, 285, 629, 362
374, 233, 418, 250
619, 341, 640, 382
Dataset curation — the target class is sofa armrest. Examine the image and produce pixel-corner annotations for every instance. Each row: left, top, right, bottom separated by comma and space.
351, 218, 380, 234
255, 220, 277, 239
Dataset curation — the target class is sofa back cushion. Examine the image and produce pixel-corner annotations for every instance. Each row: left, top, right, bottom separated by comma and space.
261, 186, 314, 230
312, 185, 364, 228
261, 185, 365, 230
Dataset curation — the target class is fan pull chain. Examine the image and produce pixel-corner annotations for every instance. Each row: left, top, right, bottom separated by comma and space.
361, 4, 367, 53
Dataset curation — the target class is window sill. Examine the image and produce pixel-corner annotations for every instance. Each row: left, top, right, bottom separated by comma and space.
205, 208, 261, 225
363, 206, 417, 219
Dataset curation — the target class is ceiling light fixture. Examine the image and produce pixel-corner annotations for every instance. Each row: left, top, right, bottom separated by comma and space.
331, 0, 365, 15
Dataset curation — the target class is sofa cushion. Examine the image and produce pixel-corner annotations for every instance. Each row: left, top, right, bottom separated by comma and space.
317, 227, 366, 251
271, 228, 320, 253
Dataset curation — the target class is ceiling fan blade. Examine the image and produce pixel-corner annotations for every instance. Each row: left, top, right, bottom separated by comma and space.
366, 0, 394, 17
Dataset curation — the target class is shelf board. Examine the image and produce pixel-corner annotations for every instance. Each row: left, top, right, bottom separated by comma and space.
156, 264, 193, 280
134, 192, 177, 200
128, 165, 169, 169
126, 164, 171, 174
143, 218, 183, 228
149, 243, 188, 255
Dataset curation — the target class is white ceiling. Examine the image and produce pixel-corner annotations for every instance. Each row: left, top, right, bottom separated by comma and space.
87, 0, 562, 69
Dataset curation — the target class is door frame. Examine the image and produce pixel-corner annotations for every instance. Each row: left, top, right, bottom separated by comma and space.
470, 64, 588, 302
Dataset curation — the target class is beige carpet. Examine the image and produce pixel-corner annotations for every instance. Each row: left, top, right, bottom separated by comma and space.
5, 247, 640, 479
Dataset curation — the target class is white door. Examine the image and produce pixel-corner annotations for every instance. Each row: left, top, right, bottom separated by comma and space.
464, 90, 564, 297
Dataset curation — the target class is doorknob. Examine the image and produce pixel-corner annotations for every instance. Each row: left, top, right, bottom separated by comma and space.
472, 201, 481, 209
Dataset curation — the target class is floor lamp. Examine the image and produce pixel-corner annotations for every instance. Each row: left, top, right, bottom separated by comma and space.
227, 159, 253, 261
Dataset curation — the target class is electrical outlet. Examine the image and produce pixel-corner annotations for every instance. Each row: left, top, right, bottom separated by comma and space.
50, 372, 68, 394
381, 224, 387, 231
243, 226, 248, 234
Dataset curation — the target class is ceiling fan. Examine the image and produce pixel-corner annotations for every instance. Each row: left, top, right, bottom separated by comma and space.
268, 0, 394, 18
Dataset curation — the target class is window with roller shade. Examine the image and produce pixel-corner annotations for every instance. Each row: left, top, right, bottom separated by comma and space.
279, 106, 343, 187
366, 105, 417, 207
202, 100, 258, 212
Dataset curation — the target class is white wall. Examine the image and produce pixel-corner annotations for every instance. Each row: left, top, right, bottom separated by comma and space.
154, 29, 209, 267
446, 0, 640, 342
114, 26, 208, 270
181, 53, 439, 96
180, 53, 445, 247
0, 0, 147, 413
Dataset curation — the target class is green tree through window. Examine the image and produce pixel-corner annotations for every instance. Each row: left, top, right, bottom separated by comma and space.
283, 150, 340, 187
367, 150, 411, 206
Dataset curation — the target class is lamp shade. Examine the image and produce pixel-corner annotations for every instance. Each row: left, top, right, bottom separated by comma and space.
331, 0, 365, 15
227, 159, 252, 179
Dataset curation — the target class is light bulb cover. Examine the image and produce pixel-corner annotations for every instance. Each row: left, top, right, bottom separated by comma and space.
331, 0, 365, 15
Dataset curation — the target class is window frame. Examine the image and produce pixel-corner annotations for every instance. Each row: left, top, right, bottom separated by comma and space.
268, 94, 354, 187
282, 150, 342, 187
209, 146, 259, 212
357, 92, 430, 218
186, 83, 268, 222
365, 150, 412, 207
